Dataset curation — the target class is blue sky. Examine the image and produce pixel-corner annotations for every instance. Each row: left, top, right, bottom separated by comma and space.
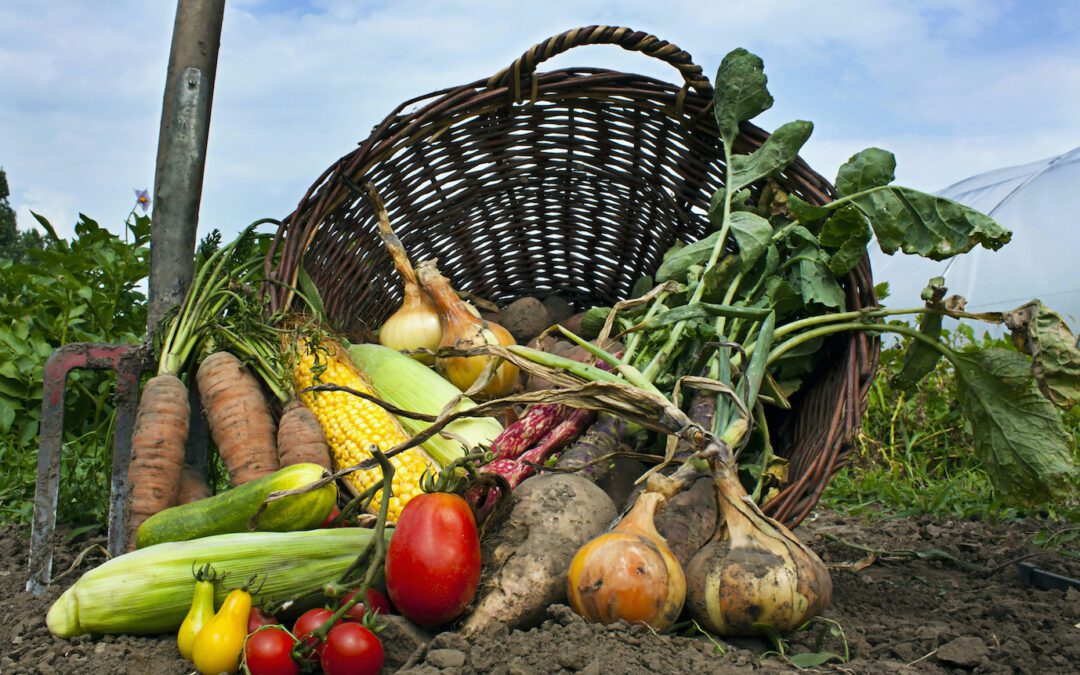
2, 0, 1079, 240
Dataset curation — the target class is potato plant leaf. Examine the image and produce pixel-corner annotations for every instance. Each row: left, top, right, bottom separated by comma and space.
952, 348, 1078, 504
790, 187, 1012, 260
728, 120, 814, 194
713, 48, 773, 144
1003, 301, 1080, 410
818, 206, 872, 276
835, 147, 896, 196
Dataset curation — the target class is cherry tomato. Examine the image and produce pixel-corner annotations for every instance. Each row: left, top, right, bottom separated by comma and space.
321, 622, 384, 675
243, 627, 299, 675
291, 607, 338, 661
320, 506, 343, 528
385, 492, 481, 627
247, 606, 279, 634
342, 587, 392, 621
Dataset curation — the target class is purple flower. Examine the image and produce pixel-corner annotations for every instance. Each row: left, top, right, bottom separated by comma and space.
134, 188, 151, 212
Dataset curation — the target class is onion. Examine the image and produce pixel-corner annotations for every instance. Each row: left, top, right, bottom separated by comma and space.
685, 440, 832, 636
367, 185, 442, 363
415, 260, 518, 399
565, 487, 686, 631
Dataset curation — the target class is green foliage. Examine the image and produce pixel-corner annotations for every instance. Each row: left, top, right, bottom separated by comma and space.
823, 326, 1080, 520
0, 213, 150, 524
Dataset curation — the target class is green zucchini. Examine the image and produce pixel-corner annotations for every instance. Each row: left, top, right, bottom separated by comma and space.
136, 463, 336, 548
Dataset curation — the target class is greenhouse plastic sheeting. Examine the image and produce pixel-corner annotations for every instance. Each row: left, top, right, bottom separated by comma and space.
870, 145, 1080, 333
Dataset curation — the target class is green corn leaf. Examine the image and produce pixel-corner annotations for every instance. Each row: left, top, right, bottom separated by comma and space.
728, 120, 814, 194
713, 48, 773, 144
1003, 301, 1080, 410
953, 348, 1078, 504
835, 147, 896, 196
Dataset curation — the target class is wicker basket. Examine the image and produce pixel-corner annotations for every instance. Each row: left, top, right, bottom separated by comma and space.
266, 26, 880, 527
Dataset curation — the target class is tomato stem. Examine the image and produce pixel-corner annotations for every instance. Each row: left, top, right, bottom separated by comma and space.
292, 448, 395, 662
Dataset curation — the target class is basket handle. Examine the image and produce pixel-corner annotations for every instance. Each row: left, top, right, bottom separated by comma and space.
487, 26, 712, 100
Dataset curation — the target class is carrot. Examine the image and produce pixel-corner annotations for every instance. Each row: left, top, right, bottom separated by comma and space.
196, 351, 280, 486
177, 466, 213, 504
277, 398, 331, 470
124, 223, 270, 550
125, 374, 189, 549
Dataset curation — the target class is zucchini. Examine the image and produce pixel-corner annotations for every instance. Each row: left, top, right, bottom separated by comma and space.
136, 463, 336, 548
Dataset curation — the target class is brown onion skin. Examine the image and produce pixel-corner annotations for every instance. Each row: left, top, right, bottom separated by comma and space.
685, 462, 832, 636
565, 492, 686, 631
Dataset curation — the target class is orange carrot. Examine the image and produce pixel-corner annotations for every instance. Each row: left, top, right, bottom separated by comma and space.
177, 466, 213, 504
277, 398, 332, 470
196, 351, 280, 486
125, 374, 189, 550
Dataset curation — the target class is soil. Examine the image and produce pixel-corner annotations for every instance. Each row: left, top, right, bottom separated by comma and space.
3, 510, 1078, 674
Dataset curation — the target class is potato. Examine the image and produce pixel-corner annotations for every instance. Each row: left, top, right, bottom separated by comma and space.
460, 474, 616, 636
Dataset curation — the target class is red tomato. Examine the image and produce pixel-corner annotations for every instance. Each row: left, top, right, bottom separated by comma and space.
342, 587, 392, 621
243, 627, 299, 675
385, 492, 481, 627
320, 506, 343, 528
321, 622, 384, 675
291, 607, 338, 661
247, 606, 279, 633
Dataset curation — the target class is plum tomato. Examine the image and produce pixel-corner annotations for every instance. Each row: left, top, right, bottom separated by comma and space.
247, 606, 279, 633
384, 492, 481, 627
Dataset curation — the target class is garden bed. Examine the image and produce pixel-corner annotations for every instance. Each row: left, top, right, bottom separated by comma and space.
5, 510, 1077, 674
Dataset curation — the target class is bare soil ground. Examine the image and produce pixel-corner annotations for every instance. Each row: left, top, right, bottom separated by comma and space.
3, 510, 1078, 674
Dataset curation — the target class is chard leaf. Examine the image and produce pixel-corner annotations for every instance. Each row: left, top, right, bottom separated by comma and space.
818, 206, 871, 276
728, 120, 814, 193
788, 248, 846, 309
892, 312, 944, 391
1003, 301, 1080, 410
730, 212, 774, 272
835, 147, 896, 196
953, 348, 1078, 504
656, 232, 721, 283
713, 48, 773, 143
791, 187, 1012, 260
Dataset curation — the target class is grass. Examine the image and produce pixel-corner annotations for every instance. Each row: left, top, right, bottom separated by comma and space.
821, 325, 1080, 523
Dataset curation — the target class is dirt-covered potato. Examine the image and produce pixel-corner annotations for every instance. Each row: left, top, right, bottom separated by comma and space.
501, 297, 550, 343
461, 474, 616, 636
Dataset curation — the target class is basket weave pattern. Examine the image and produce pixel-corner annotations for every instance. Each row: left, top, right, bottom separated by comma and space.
267, 26, 879, 527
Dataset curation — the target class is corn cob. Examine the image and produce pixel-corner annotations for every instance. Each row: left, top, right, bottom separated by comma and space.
47, 528, 384, 638
294, 340, 436, 520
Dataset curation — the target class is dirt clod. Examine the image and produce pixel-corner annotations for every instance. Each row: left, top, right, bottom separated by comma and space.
936, 636, 989, 668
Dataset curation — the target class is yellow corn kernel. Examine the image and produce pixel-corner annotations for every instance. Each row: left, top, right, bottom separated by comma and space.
293, 341, 435, 521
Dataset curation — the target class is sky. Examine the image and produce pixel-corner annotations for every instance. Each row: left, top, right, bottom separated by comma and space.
2, 0, 1079, 243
